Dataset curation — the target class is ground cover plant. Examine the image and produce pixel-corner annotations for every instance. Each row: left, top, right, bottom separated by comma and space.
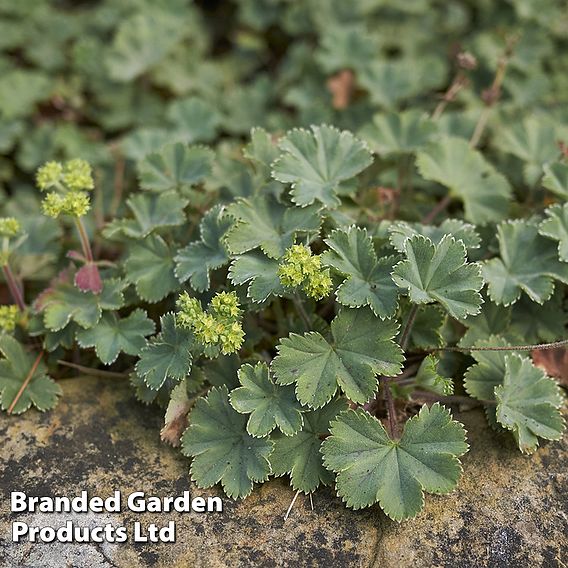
0, 0, 567, 521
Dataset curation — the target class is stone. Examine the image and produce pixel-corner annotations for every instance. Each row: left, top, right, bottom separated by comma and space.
0, 375, 566, 567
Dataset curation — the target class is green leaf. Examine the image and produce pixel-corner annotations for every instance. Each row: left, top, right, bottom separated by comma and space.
167, 96, 221, 144
416, 136, 511, 224
510, 292, 566, 343
228, 251, 284, 303
135, 313, 193, 390
0, 337, 61, 414
272, 308, 403, 408
230, 362, 303, 437
392, 235, 483, 319
321, 403, 468, 520
125, 235, 178, 303
321, 226, 399, 319
181, 386, 273, 499
406, 305, 445, 349
76, 309, 155, 365
270, 398, 348, 493
388, 219, 480, 254
493, 116, 559, 184
103, 191, 189, 239
224, 195, 321, 259
542, 162, 568, 199
539, 204, 568, 262
483, 221, 568, 306
38, 277, 125, 331
495, 354, 565, 453
243, 127, 280, 179
414, 355, 453, 395
271, 124, 373, 208
0, 70, 52, 119
106, 10, 187, 81
359, 110, 437, 156
459, 300, 511, 348
138, 143, 214, 192
175, 205, 232, 292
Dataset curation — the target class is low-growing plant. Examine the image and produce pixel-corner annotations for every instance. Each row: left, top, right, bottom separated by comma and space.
0, 0, 567, 522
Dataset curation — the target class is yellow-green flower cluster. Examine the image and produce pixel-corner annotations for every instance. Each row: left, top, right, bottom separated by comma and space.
0, 305, 19, 332
176, 291, 245, 355
36, 159, 94, 218
278, 244, 332, 300
0, 217, 21, 237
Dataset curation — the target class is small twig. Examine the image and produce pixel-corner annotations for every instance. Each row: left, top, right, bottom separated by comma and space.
57, 359, 130, 379
431, 73, 468, 121
436, 338, 568, 353
421, 194, 452, 225
411, 390, 493, 406
8, 351, 44, 414
383, 380, 398, 438
309, 493, 314, 511
2, 264, 25, 311
284, 490, 301, 521
398, 305, 419, 351
110, 153, 126, 219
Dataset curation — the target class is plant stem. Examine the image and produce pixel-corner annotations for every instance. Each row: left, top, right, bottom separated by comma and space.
293, 293, 312, 330
399, 305, 419, 351
383, 380, 398, 438
56, 360, 130, 379
74, 217, 94, 262
8, 351, 44, 414
2, 264, 25, 310
437, 338, 568, 353
411, 390, 494, 406
421, 194, 452, 224
431, 73, 468, 121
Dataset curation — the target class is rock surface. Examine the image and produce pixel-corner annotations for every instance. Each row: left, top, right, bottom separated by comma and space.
0, 376, 566, 567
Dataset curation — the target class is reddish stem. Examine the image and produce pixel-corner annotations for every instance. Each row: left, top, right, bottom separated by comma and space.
8, 351, 44, 414
2, 264, 25, 311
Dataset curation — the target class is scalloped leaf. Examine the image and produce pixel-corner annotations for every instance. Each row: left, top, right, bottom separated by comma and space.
321, 404, 468, 520
106, 10, 187, 81
542, 162, 568, 199
230, 362, 303, 437
483, 221, 568, 306
38, 277, 125, 331
416, 136, 511, 224
175, 205, 232, 292
103, 191, 189, 240
181, 386, 273, 499
414, 355, 453, 395
496, 354, 565, 453
138, 142, 214, 192
228, 251, 284, 303
539, 204, 568, 262
167, 96, 221, 143
392, 234, 483, 319
272, 308, 403, 408
224, 195, 320, 259
388, 219, 480, 254
271, 124, 373, 208
359, 110, 437, 156
124, 234, 178, 303
270, 398, 348, 494
321, 226, 398, 319
0, 337, 61, 414
135, 313, 193, 391
76, 309, 155, 365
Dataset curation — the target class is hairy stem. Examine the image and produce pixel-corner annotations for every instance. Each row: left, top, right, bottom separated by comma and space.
2, 264, 25, 311
399, 305, 419, 351
293, 293, 312, 330
421, 194, 452, 224
383, 380, 398, 438
74, 217, 94, 262
437, 338, 568, 353
8, 351, 44, 414
57, 360, 130, 379
411, 390, 494, 406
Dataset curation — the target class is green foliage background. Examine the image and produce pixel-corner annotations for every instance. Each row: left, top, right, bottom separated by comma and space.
0, 0, 567, 521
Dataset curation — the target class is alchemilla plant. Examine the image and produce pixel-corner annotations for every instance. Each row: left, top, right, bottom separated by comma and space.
0, 0, 567, 522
